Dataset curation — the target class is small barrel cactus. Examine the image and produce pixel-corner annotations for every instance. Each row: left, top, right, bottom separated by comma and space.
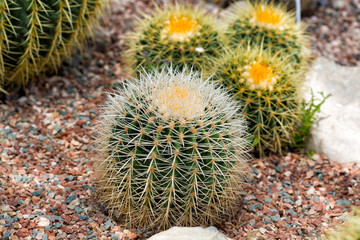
209, 47, 302, 156
0, 0, 105, 90
225, 1, 309, 67
94, 68, 249, 228
127, 4, 222, 73
327, 207, 360, 240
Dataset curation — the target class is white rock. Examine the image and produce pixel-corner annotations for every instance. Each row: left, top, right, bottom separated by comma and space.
304, 57, 360, 163
36, 217, 50, 227
148, 226, 232, 240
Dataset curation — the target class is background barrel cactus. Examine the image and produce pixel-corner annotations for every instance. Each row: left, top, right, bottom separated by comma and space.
0, 0, 105, 90
225, 0, 309, 67
127, 4, 222, 73
209, 47, 302, 156
94, 68, 249, 228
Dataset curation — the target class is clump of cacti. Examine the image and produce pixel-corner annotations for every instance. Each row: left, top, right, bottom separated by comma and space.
127, 4, 222, 73
327, 207, 360, 240
94, 68, 249, 228
209, 47, 302, 156
225, 0, 309, 67
0, 0, 105, 90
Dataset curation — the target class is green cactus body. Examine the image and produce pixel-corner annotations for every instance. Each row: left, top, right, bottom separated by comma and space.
225, 1, 309, 67
95, 69, 249, 228
128, 4, 222, 73
0, 0, 105, 89
210, 47, 301, 156
327, 207, 360, 240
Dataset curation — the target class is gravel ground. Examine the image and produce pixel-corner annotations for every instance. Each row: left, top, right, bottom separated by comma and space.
303, 0, 360, 66
1, 0, 359, 239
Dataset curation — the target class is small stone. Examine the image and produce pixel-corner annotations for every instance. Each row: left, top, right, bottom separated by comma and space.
13, 222, 22, 229
31, 191, 41, 196
56, 232, 66, 239
269, 215, 281, 222
16, 229, 29, 238
3, 231, 11, 239
147, 227, 231, 240
288, 209, 298, 216
36, 217, 50, 227
111, 234, 119, 240
65, 194, 77, 204
67, 199, 79, 209
64, 226, 73, 234
55, 223, 62, 229
74, 206, 83, 214
249, 203, 262, 213
265, 198, 272, 203
259, 228, 266, 234
14, 175, 22, 183
336, 199, 351, 206
103, 219, 114, 230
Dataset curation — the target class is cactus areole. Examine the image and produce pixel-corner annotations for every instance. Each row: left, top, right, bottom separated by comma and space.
94, 68, 249, 228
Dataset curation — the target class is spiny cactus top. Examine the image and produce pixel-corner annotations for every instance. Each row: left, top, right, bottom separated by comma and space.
225, 1, 309, 67
0, 0, 105, 90
127, 4, 222, 73
209, 47, 302, 156
94, 68, 250, 229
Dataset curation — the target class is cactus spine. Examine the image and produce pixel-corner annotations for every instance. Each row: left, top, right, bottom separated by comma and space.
95, 68, 249, 228
0, 0, 105, 90
225, 1, 309, 67
128, 4, 222, 73
209, 47, 302, 156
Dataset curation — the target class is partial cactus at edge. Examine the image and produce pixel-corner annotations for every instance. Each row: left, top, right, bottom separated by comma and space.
127, 4, 222, 73
0, 0, 106, 90
94, 68, 250, 228
209, 47, 302, 156
225, 0, 309, 67
327, 207, 360, 240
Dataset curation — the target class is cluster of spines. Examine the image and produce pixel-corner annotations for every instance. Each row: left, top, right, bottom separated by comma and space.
95, 69, 249, 228
0, 0, 106, 90
209, 47, 301, 156
225, 0, 309, 67
128, 4, 222, 73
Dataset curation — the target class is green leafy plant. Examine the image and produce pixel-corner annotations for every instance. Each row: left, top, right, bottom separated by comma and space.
127, 4, 222, 74
94, 68, 250, 229
208, 46, 302, 156
0, 0, 106, 91
292, 91, 331, 148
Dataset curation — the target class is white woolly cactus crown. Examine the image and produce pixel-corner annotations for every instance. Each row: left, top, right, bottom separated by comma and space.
94, 68, 250, 228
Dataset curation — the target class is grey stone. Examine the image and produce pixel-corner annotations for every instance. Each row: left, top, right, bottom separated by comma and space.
148, 226, 232, 240
304, 57, 360, 163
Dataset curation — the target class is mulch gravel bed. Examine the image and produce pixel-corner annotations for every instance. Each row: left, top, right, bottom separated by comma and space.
303, 0, 360, 66
1, 0, 359, 239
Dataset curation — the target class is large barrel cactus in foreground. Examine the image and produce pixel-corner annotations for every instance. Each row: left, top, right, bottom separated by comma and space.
225, 0, 309, 67
209, 47, 302, 156
127, 4, 222, 73
95, 68, 249, 228
0, 0, 105, 90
